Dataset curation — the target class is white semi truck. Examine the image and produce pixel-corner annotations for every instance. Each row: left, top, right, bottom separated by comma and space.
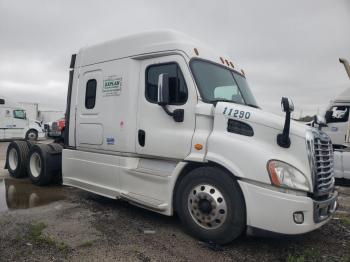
314, 58, 350, 181
0, 97, 45, 140
5, 31, 338, 244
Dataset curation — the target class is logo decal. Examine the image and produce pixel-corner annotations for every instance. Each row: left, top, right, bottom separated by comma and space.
103, 77, 122, 97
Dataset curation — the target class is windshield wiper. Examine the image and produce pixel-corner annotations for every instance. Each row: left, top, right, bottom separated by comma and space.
246, 103, 260, 109
211, 98, 235, 104
211, 99, 260, 109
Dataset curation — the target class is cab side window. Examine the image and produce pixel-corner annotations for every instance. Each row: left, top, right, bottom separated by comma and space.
146, 63, 188, 105
328, 106, 349, 123
85, 79, 97, 109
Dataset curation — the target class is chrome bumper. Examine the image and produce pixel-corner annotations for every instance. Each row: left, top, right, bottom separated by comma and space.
313, 191, 338, 223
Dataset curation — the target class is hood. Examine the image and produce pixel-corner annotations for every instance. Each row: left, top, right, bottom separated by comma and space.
215, 102, 311, 139
29, 119, 42, 127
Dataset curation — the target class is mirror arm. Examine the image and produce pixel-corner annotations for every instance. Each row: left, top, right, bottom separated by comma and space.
277, 110, 291, 148
161, 105, 173, 117
161, 105, 184, 122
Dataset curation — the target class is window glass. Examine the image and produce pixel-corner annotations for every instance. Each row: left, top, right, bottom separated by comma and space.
190, 59, 258, 108
328, 106, 349, 123
13, 110, 26, 119
146, 63, 188, 104
85, 79, 97, 109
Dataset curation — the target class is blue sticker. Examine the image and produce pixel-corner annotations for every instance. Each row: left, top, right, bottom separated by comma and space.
106, 137, 115, 145
331, 127, 338, 132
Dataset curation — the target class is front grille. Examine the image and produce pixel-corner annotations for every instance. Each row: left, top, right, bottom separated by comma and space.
313, 132, 334, 195
51, 122, 58, 131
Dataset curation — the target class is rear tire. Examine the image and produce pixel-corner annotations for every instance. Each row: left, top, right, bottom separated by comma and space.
27, 143, 63, 186
25, 129, 38, 141
6, 141, 30, 178
175, 166, 246, 245
28, 144, 51, 186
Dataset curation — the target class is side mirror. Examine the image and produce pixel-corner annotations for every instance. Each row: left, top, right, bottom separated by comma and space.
157, 73, 184, 122
0, 99, 4, 105
281, 97, 294, 113
157, 73, 170, 106
325, 110, 333, 123
314, 115, 326, 125
313, 115, 327, 130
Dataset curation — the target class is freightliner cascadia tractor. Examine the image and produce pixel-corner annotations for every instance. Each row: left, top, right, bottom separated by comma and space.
5, 31, 337, 244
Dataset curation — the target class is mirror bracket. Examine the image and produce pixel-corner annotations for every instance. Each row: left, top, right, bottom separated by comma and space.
161, 106, 184, 122
277, 97, 293, 148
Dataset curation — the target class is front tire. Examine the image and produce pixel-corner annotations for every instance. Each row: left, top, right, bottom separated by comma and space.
175, 166, 246, 245
25, 129, 38, 141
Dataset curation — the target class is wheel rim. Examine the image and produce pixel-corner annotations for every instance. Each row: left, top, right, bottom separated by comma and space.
188, 184, 228, 230
28, 132, 37, 140
29, 152, 41, 178
8, 148, 18, 171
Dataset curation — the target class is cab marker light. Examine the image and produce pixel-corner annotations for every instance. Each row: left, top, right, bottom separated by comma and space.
229, 62, 235, 69
241, 69, 245, 76
194, 144, 203, 150
225, 59, 230, 66
220, 57, 225, 64
194, 48, 199, 56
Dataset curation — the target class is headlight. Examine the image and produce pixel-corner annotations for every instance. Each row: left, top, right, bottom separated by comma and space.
267, 160, 310, 192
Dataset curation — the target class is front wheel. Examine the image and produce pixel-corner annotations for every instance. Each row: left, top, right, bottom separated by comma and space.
175, 166, 246, 245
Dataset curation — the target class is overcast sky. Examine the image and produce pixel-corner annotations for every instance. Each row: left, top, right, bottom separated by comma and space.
0, 0, 349, 116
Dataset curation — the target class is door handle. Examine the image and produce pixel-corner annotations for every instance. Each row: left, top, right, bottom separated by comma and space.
138, 129, 145, 147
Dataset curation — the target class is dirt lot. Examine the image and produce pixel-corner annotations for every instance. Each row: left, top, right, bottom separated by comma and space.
0, 142, 349, 262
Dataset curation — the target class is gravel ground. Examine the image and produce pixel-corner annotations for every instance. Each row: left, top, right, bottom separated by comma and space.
0, 141, 349, 262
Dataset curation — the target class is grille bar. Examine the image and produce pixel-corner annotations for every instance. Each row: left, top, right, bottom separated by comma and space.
313, 132, 334, 194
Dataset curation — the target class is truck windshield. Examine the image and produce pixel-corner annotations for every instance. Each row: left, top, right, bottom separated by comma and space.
190, 59, 259, 108
13, 110, 26, 119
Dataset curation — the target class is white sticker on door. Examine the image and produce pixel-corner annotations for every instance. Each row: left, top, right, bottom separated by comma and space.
103, 77, 122, 97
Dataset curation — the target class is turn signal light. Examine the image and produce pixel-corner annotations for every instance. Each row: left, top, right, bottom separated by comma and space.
267, 161, 281, 186
194, 144, 203, 150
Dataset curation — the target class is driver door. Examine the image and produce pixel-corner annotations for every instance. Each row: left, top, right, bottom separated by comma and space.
136, 55, 197, 159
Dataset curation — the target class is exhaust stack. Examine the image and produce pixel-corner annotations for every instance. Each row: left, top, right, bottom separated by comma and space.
339, 58, 350, 80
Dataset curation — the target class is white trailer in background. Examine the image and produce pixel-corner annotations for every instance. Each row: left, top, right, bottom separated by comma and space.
38, 110, 64, 124
18, 102, 39, 121
5, 31, 338, 244
0, 97, 44, 140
